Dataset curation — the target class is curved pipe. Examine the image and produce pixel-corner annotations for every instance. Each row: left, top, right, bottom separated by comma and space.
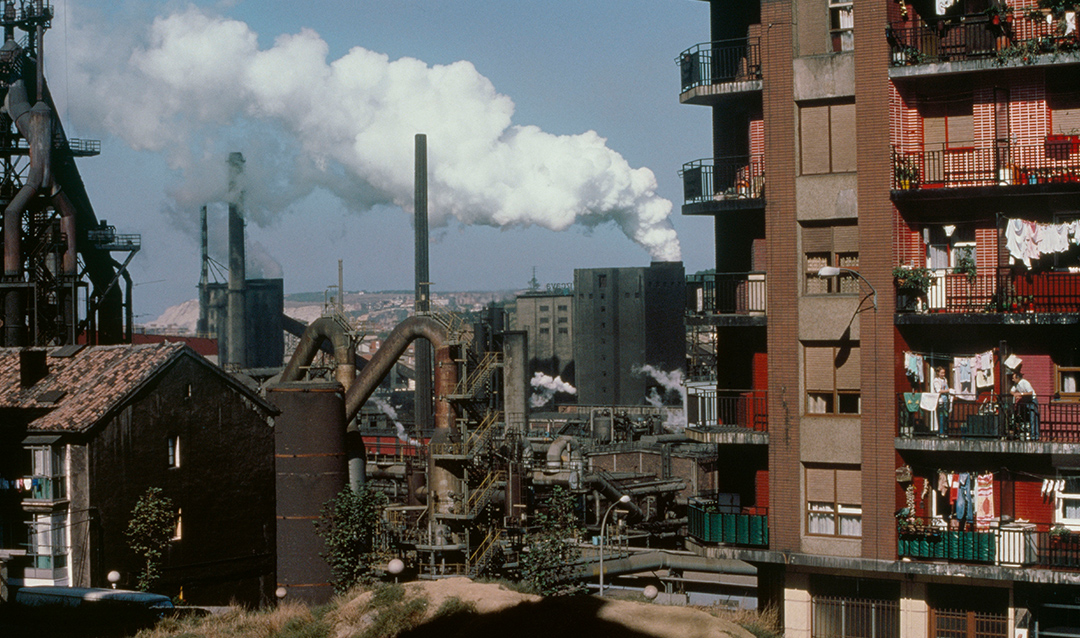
280, 316, 357, 390
546, 435, 577, 469
343, 316, 451, 425
589, 473, 645, 521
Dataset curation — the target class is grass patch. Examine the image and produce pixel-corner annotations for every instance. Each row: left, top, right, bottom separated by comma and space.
690, 603, 782, 638
360, 596, 429, 638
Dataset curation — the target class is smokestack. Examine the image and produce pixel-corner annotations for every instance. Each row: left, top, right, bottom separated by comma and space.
227, 152, 246, 368
414, 134, 432, 429
197, 205, 209, 338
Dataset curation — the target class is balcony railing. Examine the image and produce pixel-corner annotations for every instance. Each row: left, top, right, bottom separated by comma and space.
896, 268, 1080, 315
686, 273, 766, 316
687, 496, 768, 547
892, 140, 1080, 192
887, 9, 1077, 66
897, 517, 1080, 571
677, 38, 761, 93
21, 475, 65, 501
897, 394, 1080, 443
681, 156, 765, 206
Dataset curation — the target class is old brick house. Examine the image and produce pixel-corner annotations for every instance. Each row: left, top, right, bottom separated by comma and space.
0, 342, 276, 606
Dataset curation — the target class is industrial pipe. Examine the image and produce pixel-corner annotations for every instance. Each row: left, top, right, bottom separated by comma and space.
581, 549, 757, 580
280, 316, 357, 390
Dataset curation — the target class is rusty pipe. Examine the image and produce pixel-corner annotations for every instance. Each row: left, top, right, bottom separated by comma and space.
280, 316, 357, 390
343, 316, 453, 425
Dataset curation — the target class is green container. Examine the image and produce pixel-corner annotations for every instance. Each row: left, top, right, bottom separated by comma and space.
736, 515, 750, 544
709, 511, 722, 542
749, 516, 765, 546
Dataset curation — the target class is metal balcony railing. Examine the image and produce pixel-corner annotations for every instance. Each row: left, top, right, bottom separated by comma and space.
895, 268, 1080, 315
681, 156, 765, 206
886, 9, 1077, 66
892, 141, 1080, 192
897, 516, 1080, 572
686, 273, 766, 316
689, 389, 769, 432
687, 496, 768, 547
677, 37, 762, 93
897, 394, 1080, 443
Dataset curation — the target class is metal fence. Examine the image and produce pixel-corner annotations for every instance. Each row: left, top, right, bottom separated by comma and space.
687, 272, 767, 315
892, 141, 1080, 191
930, 608, 1008, 638
812, 596, 900, 638
677, 37, 761, 92
897, 393, 1080, 443
681, 156, 765, 205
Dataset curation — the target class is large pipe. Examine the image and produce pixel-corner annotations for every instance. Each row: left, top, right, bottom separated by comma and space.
226, 152, 246, 368
280, 316, 357, 390
3, 80, 50, 345
580, 549, 757, 580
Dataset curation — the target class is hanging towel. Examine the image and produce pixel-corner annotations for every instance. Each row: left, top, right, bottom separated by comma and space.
920, 392, 940, 412
904, 393, 922, 413
938, 471, 950, 497
975, 473, 995, 529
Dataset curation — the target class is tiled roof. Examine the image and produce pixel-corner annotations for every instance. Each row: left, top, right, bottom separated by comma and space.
0, 342, 187, 432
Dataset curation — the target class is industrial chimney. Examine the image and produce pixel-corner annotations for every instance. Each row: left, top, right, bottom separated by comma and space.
227, 152, 246, 368
414, 134, 432, 429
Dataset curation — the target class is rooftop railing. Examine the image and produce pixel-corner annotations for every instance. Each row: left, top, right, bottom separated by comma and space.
897, 393, 1080, 443
680, 156, 765, 206
686, 272, 766, 316
677, 37, 762, 93
687, 496, 768, 547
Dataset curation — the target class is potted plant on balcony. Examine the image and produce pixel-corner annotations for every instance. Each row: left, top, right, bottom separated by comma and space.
893, 265, 933, 311
954, 250, 977, 284
894, 156, 920, 189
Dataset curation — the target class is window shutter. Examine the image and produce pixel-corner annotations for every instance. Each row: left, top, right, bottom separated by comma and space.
801, 105, 832, 175
807, 467, 836, 502
835, 345, 861, 390
831, 102, 857, 172
836, 467, 862, 505
806, 347, 835, 391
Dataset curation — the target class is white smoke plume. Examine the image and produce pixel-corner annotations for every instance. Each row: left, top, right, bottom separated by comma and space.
529, 372, 577, 408
636, 365, 688, 431
370, 397, 419, 446
57, 6, 681, 260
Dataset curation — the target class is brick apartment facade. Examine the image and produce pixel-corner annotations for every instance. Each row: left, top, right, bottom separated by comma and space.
679, 0, 1080, 635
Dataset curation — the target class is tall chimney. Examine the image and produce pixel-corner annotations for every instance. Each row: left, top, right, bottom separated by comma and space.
197, 205, 209, 338
227, 152, 246, 368
414, 134, 432, 429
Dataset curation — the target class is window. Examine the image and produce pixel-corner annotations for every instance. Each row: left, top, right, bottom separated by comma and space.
558, 327, 568, 334
805, 342, 860, 414
924, 226, 975, 270
598, 274, 607, 288
539, 305, 549, 312
539, 317, 549, 324
168, 436, 181, 469
1056, 477, 1080, 529
922, 99, 974, 150
173, 509, 183, 541
557, 317, 567, 324
28, 446, 65, 501
805, 252, 860, 294
557, 305, 568, 312
1058, 366, 1080, 401
539, 328, 550, 335
29, 513, 67, 570
829, 0, 853, 52
806, 464, 862, 537
800, 102, 856, 174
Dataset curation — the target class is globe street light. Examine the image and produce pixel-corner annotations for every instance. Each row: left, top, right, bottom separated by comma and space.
599, 494, 631, 596
817, 265, 878, 311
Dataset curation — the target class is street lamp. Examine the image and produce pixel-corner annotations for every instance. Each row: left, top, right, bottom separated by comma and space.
817, 266, 878, 311
598, 494, 631, 597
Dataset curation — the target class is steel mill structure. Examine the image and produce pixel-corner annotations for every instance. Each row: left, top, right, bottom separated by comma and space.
0, 1, 135, 347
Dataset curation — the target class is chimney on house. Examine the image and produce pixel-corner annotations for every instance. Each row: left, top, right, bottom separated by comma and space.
20, 349, 47, 387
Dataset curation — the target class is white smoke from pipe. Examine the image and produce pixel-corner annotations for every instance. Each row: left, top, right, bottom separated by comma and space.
636, 365, 687, 431
529, 372, 576, 408
370, 397, 419, 446
58, 6, 681, 261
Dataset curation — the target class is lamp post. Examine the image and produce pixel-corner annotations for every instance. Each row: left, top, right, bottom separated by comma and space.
817, 266, 878, 311
598, 494, 631, 596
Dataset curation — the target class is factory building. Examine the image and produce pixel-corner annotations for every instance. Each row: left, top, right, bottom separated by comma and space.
678, 0, 1080, 635
513, 287, 575, 386
573, 262, 686, 406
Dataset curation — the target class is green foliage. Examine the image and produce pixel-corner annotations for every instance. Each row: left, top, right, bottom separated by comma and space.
314, 487, 389, 593
271, 616, 330, 638
360, 593, 429, 638
892, 266, 934, 294
519, 486, 585, 596
432, 596, 477, 619
126, 487, 177, 593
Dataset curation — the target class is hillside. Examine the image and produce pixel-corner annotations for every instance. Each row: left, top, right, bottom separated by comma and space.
140, 578, 762, 638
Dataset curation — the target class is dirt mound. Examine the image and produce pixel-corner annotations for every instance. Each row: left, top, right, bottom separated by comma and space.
333, 577, 754, 638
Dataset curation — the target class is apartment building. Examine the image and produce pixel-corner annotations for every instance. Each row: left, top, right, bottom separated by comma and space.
678, 1, 1080, 636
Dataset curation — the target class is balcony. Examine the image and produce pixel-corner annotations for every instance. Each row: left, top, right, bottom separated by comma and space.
891, 141, 1080, 202
687, 496, 768, 548
680, 156, 764, 215
887, 9, 1080, 73
894, 268, 1080, 322
686, 273, 766, 325
20, 475, 65, 503
896, 394, 1080, 444
896, 517, 1080, 572
686, 389, 768, 444
677, 38, 761, 104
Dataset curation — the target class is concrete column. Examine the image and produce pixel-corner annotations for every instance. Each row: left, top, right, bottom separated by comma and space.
784, 572, 812, 638
900, 581, 929, 638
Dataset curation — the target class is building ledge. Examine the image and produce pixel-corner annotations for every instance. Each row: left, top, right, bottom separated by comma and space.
686, 314, 767, 327
685, 427, 767, 445
682, 199, 764, 216
890, 50, 1080, 81
680, 80, 762, 105
896, 437, 1080, 454
685, 538, 1080, 584
894, 312, 1080, 326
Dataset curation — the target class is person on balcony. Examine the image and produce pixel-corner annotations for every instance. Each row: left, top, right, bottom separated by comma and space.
1010, 370, 1039, 440
932, 366, 951, 436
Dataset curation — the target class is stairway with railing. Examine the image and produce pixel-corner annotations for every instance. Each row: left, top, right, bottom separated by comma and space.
467, 527, 503, 577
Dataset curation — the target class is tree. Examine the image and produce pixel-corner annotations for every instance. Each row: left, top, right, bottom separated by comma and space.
519, 486, 585, 596
314, 486, 388, 592
125, 487, 177, 592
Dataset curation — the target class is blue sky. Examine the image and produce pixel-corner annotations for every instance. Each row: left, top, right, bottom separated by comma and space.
49, 0, 712, 319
